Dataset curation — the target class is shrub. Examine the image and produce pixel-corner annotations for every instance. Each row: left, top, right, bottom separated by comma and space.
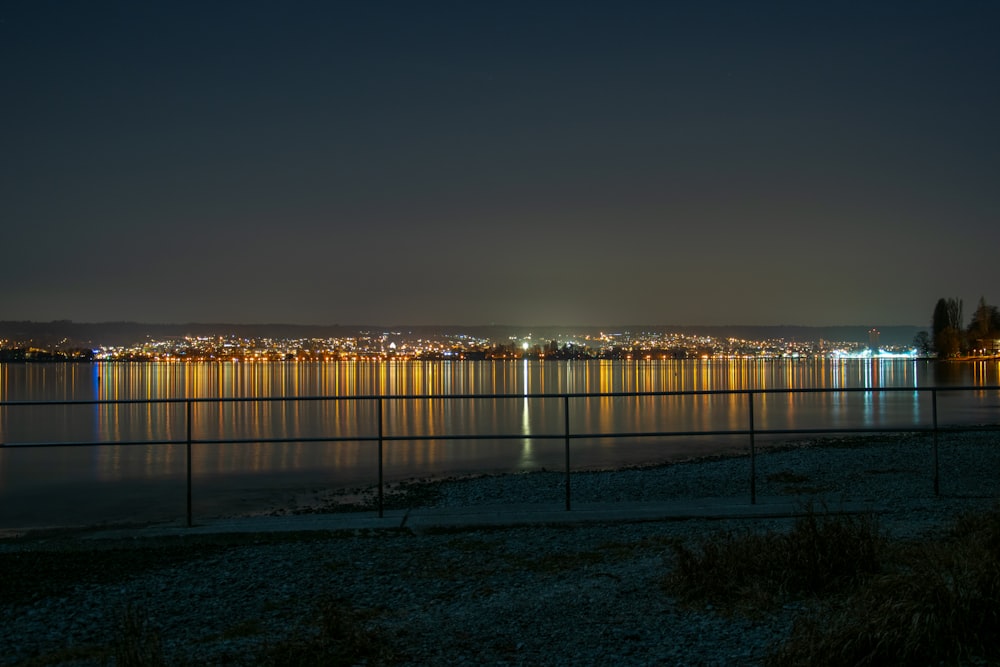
113, 603, 166, 667
255, 597, 396, 666
665, 506, 886, 612
769, 508, 1000, 667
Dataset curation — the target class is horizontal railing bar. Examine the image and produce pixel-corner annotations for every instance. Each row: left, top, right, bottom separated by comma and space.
4, 383, 997, 525
563, 425, 979, 440
0, 439, 188, 448
0, 436, 382, 448
2, 386, 997, 452
4, 422, 996, 450
187, 436, 381, 445
3, 384, 1000, 408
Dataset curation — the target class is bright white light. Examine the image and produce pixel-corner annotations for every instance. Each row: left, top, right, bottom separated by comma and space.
836, 348, 918, 359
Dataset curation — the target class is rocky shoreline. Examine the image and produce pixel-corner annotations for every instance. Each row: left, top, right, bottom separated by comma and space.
280, 431, 1000, 539
1, 432, 998, 666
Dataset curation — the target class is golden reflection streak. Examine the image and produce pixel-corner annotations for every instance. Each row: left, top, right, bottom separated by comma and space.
520, 358, 533, 466
29, 358, 964, 484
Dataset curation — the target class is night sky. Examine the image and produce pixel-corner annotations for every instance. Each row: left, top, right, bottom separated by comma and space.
3, 1, 998, 328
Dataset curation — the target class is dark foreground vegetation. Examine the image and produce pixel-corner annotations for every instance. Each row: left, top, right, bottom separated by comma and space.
110, 595, 394, 667
666, 505, 1000, 667
928, 296, 1000, 358
0, 531, 396, 667
2, 506, 998, 666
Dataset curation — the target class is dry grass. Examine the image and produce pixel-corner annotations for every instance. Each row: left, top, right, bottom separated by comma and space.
109, 596, 396, 667
768, 508, 1000, 667
254, 597, 397, 666
663, 503, 1000, 666
113, 603, 166, 667
664, 504, 886, 613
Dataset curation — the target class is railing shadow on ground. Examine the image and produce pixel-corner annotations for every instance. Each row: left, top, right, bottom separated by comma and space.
2, 385, 999, 527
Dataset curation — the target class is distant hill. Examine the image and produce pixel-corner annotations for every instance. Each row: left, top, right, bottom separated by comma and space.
0, 321, 923, 348
0, 321, 366, 347
457, 324, 922, 347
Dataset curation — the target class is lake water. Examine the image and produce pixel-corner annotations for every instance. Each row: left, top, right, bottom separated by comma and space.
2, 359, 999, 529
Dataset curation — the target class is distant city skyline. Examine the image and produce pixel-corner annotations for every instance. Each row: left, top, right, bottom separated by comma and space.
0, 319, 921, 362
2, 2, 997, 327
0, 319, 923, 349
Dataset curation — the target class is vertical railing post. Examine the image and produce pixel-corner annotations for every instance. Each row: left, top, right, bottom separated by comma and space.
186, 399, 193, 527
932, 388, 940, 497
564, 394, 571, 511
748, 391, 756, 505
377, 396, 384, 518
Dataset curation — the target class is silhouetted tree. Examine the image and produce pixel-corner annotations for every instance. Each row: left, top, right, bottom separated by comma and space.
912, 331, 932, 356
967, 297, 1000, 355
931, 297, 964, 358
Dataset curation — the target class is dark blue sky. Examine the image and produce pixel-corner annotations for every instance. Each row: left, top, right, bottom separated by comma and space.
3, 1, 998, 327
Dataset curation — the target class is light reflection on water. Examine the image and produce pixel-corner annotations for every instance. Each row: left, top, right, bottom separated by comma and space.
1, 359, 999, 500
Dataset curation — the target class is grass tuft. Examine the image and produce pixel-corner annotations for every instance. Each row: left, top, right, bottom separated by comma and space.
255, 597, 396, 666
768, 507, 1000, 667
113, 603, 166, 667
664, 504, 886, 612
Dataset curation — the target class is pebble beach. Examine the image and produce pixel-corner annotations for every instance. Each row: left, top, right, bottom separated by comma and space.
2, 431, 998, 666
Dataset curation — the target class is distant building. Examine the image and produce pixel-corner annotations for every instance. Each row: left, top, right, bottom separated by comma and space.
868, 328, 880, 353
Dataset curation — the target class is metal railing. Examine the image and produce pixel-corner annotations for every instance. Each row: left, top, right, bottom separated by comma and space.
2, 385, 999, 526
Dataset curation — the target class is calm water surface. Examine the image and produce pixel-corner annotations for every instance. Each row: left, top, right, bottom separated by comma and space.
2, 359, 998, 528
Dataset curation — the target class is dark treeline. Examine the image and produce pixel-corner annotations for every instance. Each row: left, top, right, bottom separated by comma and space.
0, 348, 95, 362
920, 297, 1000, 358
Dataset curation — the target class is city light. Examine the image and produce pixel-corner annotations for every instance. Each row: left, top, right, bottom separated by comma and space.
0, 328, 929, 363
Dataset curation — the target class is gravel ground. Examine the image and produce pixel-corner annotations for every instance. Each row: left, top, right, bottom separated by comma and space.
1, 432, 998, 666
